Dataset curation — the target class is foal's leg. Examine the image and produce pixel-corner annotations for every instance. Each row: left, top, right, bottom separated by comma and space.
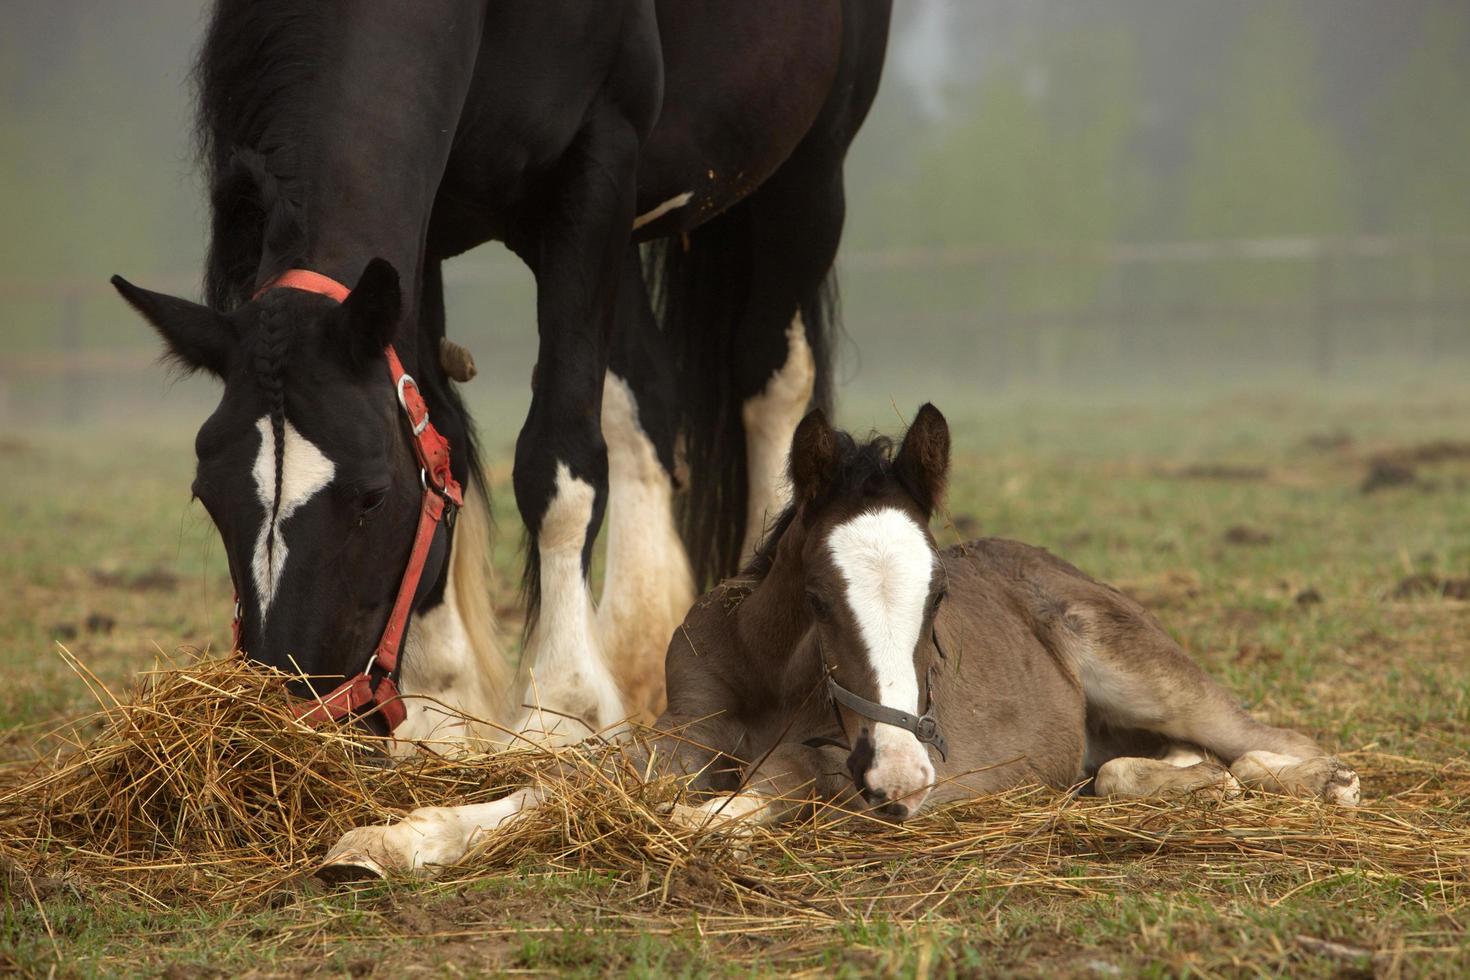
1059, 596, 1359, 805
665, 741, 863, 832
1094, 744, 1242, 800
596, 248, 695, 721
511, 112, 647, 742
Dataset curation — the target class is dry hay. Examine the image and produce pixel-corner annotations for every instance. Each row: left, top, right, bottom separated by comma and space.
1, 651, 1468, 957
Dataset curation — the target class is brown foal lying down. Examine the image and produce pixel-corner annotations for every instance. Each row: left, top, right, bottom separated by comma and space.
320, 404, 1358, 878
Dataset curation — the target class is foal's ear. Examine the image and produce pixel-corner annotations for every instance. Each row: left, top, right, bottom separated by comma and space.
337, 258, 402, 364
111, 276, 234, 379
895, 403, 950, 514
789, 409, 839, 505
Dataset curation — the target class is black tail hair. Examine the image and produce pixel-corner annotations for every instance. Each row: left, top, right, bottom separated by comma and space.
645, 204, 839, 589
417, 259, 491, 582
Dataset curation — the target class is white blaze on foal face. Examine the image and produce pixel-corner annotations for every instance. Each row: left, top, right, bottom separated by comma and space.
827, 508, 938, 812
250, 415, 335, 622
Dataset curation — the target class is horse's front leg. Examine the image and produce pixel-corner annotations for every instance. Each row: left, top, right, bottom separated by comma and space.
319, 788, 544, 881
511, 111, 645, 742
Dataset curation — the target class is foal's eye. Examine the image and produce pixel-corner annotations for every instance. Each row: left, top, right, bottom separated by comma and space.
806, 591, 831, 621
930, 589, 947, 616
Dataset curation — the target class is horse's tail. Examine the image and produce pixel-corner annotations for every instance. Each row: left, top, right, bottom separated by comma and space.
645, 204, 838, 588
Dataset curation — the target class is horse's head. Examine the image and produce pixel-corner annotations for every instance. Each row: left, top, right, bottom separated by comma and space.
111, 260, 446, 697
785, 404, 951, 821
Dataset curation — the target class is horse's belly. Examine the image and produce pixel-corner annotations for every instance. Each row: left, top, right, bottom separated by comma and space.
633, 0, 844, 234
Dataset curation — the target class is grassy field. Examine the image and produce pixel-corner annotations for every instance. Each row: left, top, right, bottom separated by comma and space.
2, 379, 1468, 977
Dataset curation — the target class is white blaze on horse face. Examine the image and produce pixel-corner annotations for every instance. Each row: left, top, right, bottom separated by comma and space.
250, 416, 335, 623
828, 507, 937, 812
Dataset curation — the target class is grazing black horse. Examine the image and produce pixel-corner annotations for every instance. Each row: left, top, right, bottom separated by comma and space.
112, 1, 892, 745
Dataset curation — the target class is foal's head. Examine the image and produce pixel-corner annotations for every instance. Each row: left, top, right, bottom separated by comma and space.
111, 260, 444, 690
778, 404, 951, 820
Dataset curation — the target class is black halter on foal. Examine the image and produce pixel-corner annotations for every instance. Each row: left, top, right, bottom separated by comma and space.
820, 629, 949, 762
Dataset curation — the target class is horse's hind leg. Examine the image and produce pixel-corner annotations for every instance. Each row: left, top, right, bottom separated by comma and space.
596, 247, 695, 720
728, 156, 844, 565
1059, 596, 1359, 805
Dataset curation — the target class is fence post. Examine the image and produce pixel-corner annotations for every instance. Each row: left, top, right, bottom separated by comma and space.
62, 289, 82, 425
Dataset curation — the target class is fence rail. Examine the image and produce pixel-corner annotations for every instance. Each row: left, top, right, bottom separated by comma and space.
4, 234, 1467, 390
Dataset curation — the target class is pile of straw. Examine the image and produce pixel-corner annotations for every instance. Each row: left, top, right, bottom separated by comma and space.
2, 650, 1468, 946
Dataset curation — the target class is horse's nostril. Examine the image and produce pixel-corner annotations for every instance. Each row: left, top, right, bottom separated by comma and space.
861, 785, 889, 805
876, 801, 910, 822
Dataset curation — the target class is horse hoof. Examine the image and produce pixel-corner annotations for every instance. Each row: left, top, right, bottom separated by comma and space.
1325, 765, 1361, 807
315, 851, 387, 884
316, 827, 394, 883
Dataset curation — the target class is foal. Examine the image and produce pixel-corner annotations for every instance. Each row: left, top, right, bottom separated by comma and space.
321, 405, 1358, 877
660, 405, 1360, 824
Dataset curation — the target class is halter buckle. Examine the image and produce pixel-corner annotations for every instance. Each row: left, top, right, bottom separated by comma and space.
396, 373, 429, 436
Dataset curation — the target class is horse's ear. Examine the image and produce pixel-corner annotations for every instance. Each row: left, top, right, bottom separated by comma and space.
111, 276, 234, 379
895, 403, 950, 515
789, 409, 838, 505
339, 258, 402, 361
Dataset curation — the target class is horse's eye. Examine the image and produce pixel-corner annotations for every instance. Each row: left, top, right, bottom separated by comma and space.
357, 487, 389, 516
806, 590, 831, 621
930, 589, 947, 615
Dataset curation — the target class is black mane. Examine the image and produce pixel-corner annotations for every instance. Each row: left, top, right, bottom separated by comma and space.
743, 431, 897, 580
194, 1, 319, 311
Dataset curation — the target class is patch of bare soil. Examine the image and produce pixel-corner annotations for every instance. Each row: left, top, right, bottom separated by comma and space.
89, 565, 181, 592
1397, 440, 1470, 464
1298, 431, 1354, 453
1223, 525, 1274, 546
1393, 573, 1470, 601
1117, 570, 1202, 610
948, 512, 981, 538
1361, 458, 1420, 494
1361, 440, 1470, 494
1294, 587, 1323, 607
1172, 463, 1268, 481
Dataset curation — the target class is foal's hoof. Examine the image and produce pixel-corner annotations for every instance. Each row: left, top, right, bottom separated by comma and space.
1229, 753, 1362, 806
1324, 764, 1361, 807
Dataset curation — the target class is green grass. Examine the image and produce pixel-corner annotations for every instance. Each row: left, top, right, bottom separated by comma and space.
2, 379, 1468, 976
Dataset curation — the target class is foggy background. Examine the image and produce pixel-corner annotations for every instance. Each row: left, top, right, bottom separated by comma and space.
3, 0, 1468, 452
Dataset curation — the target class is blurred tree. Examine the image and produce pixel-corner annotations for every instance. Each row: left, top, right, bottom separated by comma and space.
882, 29, 1141, 313
1181, 3, 1351, 240
1363, 3, 1470, 235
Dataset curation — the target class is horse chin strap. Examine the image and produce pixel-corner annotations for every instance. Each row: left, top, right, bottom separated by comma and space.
228, 269, 464, 735
822, 630, 949, 762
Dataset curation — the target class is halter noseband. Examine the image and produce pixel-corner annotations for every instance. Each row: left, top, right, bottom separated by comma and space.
231, 269, 464, 734
822, 631, 949, 762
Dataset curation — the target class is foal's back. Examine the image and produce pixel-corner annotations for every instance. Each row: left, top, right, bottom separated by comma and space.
928, 539, 1099, 800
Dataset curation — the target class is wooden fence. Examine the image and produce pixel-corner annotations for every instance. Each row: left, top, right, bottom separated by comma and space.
3, 234, 1467, 422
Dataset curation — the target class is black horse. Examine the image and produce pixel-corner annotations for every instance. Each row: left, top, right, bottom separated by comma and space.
112, 1, 892, 746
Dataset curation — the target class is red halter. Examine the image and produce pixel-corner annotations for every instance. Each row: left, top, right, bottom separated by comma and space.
238, 270, 464, 733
